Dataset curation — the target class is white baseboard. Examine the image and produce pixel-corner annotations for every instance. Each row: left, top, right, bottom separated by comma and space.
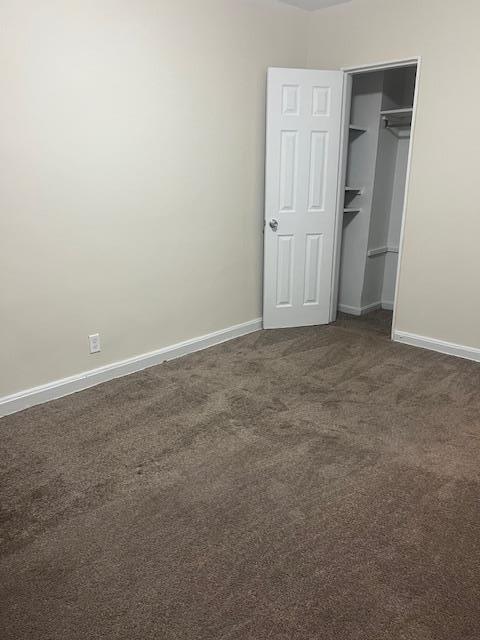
393, 330, 480, 363
338, 302, 382, 316
338, 301, 394, 315
0, 318, 263, 418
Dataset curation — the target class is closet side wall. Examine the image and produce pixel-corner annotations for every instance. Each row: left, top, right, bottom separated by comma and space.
382, 136, 410, 305
362, 122, 397, 309
338, 72, 383, 314
363, 66, 415, 310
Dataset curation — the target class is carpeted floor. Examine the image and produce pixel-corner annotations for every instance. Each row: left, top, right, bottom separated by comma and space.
1, 311, 480, 639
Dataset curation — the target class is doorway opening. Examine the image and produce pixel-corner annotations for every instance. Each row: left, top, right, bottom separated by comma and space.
262, 59, 420, 334
332, 60, 419, 336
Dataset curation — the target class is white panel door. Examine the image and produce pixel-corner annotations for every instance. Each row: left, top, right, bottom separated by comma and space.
263, 68, 344, 329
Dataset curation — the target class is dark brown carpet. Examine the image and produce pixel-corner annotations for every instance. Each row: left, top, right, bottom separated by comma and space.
1, 311, 480, 640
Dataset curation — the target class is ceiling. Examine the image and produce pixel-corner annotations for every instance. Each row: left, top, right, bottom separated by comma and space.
277, 0, 351, 10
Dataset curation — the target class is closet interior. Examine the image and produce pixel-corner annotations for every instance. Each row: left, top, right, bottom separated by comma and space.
338, 65, 417, 316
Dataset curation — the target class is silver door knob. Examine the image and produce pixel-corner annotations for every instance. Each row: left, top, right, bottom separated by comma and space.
269, 219, 279, 232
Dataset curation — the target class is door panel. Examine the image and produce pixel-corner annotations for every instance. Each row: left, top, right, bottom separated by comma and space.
263, 68, 344, 329
276, 235, 294, 307
308, 131, 328, 211
279, 131, 298, 212
304, 233, 323, 305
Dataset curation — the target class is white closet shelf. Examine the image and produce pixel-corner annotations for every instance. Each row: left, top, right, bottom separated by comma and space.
381, 107, 413, 130
349, 124, 367, 133
345, 186, 362, 192
344, 208, 361, 214
380, 107, 413, 116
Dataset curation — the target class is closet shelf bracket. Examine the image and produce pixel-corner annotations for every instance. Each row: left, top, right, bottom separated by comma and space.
349, 124, 367, 134
367, 246, 400, 257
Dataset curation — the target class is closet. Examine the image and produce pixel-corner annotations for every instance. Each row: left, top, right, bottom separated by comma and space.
338, 66, 417, 316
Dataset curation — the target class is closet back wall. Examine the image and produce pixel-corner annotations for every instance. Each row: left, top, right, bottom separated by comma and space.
1, 0, 307, 397
307, 0, 480, 350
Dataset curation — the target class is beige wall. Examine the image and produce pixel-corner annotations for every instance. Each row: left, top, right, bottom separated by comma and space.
307, 0, 480, 349
1, 0, 308, 396
3, 0, 479, 399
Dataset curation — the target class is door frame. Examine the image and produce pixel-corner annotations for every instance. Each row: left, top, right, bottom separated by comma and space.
330, 56, 422, 342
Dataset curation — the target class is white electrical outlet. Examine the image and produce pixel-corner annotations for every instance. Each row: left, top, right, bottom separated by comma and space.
89, 333, 101, 354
